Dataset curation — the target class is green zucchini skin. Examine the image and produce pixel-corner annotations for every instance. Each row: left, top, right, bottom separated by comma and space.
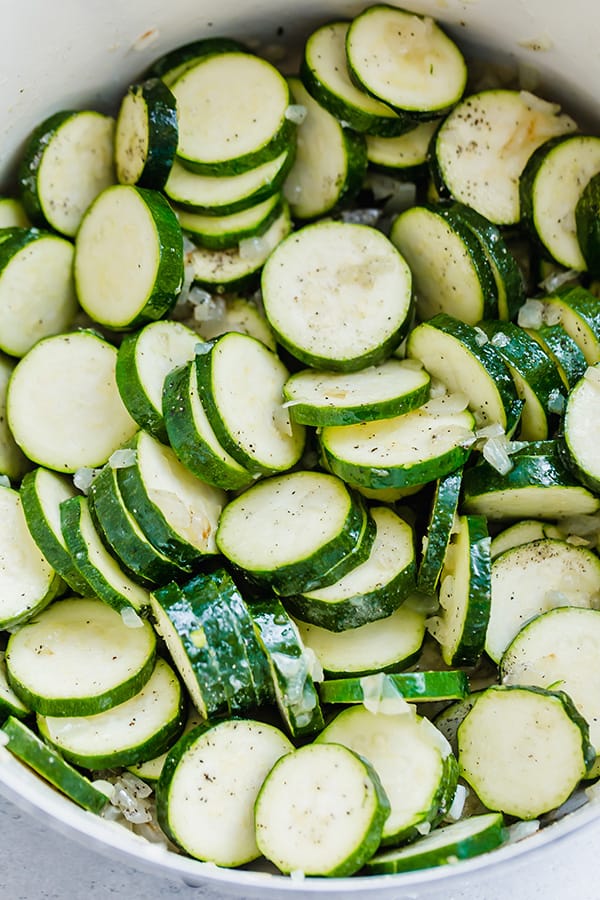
1, 716, 109, 814
145, 37, 249, 83
417, 468, 462, 596
115, 79, 178, 189
526, 322, 587, 391
318, 669, 469, 704
544, 285, 600, 365
576, 172, 600, 277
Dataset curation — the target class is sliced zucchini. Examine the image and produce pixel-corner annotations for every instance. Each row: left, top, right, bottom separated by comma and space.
433, 89, 576, 225
543, 285, 600, 364
521, 134, 600, 270
115, 78, 178, 189
177, 193, 282, 251
490, 519, 561, 559
5, 596, 156, 717
562, 365, 600, 491
315, 706, 458, 845
261, 220, 412, 371
0, 228, 78, 357
406, 314, 522, 433
293, 604, 425, 677
0, 354, 31, 479
186, 202, 291, 292
427, 515, 491, 667
284, 506, 416, 631
458, 685, 594, 818
501, 607, 600, 770
255, 742, 390, 876
346, 6, 467, 117
576, 171, 600, 277
0, 653, 29, 722
75, 184, 183, 329
116, 319, 199, 443
162, 360, 254, 492
0, 197, 29, 229
164, 149, 293, 215
194, 331, 305, 475
364, 813, 507, 874
283, 359, 431, 427
116, 430, 225, 569
37, 657, 186, 769
319, 398, 475, 491
172, 52, 291, 175
478, 319, 566, 440
88, 464, 187, 585
462, 439, 600, 520
250, 599, 324, 739
156, 719, 293, 867
127, 708, 202, 785
7, 331, 137, 472
186, 295, 276, 350
366, 120, 440, 174
525, 321, 587, 390
0, 485, 63, 630
390, 204, 498, 324
60, 496, 150, 613
485, 538, 600, 663
319, 670, 469, 705
145, 36, 248, 84
1, 717, 108, 814
283, 76, 367, 220
216, 471, 374, 596
417, 468, 462, 595
18, 110, 115, 237
20, 468, 89, 594
300, 20, 411, 136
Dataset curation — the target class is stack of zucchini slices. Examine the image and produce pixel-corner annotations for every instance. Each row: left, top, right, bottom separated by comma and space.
5, 0, 600, 883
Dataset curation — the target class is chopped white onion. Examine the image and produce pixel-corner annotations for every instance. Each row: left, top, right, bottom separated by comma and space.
120, 606, 144, 629
517, 298, 544, 329
339, 208, 381, 227
194, 341, 213, 355
360, 673, 416, 717
520, 90, 560, 115
285, 104, 307, 125
302, 647, 324, 683
482, 437, 513, 475
542, 303, 563, 326
415, 821, 432, 835
474, 326, 489, 346
584, 365, 600, 385
491, 330, 509, 348
0, 475, 10, 488
547, 388, 566, 415
475, 423, 506, 440
73, 467, 101, 494
290, 870, 306, 881
539, 268, 578, 294
239, 234, 270, 261
506, 819, 540, 843
91, 779, 115, 799
445, 784, 468, 821
109, 448, 137, 469
428, 378, 448, 399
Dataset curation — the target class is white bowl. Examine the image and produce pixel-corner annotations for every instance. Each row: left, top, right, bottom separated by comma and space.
1, 1, 599, 896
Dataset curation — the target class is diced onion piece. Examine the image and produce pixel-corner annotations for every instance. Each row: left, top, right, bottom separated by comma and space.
120, 606, 144, 629
506, 819, 540, 843
539, 268, 578, 294
285, 104, 307, 125
445, 784, 468, 821
482, 436, 513, 474
517, 299, 544, 329
474, 326, 489, 346
239, 234, 270, 261
73, 467, 101, 494
0, 475, 10, 488
109, 448, 137, 469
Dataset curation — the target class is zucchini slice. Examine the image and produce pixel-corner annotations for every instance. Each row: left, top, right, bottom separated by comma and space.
20, 468, 89, 594
194, 331, 305, 475
427, 514, 491, 667
5, 596, 156, 717
294, 604, 426, 677
7, 331, 137, 472
543, 285, 600, 364
0, 197, 29, 229
283, 359, 430, 427
319, 670, 469, 705
501, 607, 600, 771
261, 220, 412, 371
390, 204, 498, 324
255, 742, 390, 876
0, 654, 29, 722
115, 78, 178, 189
490, 519, 561, 559
284, 506, 416, 631
60, 495, 150, 613
162, 360, 254, 492
1, 717, 109, 814
366, 120, 440, 174
250, 599, 324, 739
157, 719, 293, 867
562, 365, 600, 491
463, 439, 600, 520
315, 706, 458, 845
18, 110, 115, 237
75, 184, 183, 329
365, 813, 507, 874
0, 485, 63, 630
525, 321, 587, 390
177, 193, 282, 251
283, 76, 367, 220
116, 319, 199, 443
521, 134, 600, 270
116, 430, 225, 569
346, 6, 467, 117
478, 319, 566, 440
301, 20, 411, 136
216, 471, 374, 596
576, 171, 600, 277
485, 538, 600, 663
433, 89, 576, 225
37, 657, 186, 769
0, 228, 78, 357
458, 685, 594, 818
171, 52, 292, 175
406, 314, 522, 433
319, 398, 475, 491
417, 468, 462, 595
0, 354, 30, 479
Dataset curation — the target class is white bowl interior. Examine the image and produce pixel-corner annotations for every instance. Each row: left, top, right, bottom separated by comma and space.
2, 0, 600, 895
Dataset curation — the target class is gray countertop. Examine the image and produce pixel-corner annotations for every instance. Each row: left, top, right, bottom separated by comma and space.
1, 791, 599, 900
